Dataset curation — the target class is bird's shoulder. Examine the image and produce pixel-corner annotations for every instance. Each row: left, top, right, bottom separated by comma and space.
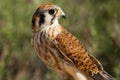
54, 27, 86, 55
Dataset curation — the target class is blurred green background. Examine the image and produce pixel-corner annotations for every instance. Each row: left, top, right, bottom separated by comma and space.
0, 0, 120, 80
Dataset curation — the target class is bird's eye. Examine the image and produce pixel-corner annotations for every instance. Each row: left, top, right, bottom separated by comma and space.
49, 9, 55, 15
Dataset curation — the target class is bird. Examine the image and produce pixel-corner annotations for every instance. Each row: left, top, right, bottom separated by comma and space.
31, 3, 115, 80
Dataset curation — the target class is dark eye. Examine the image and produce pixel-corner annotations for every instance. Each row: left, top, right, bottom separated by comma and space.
49, 9, 55, 15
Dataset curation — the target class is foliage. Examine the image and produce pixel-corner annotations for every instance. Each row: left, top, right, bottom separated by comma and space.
0, 0, 120, 80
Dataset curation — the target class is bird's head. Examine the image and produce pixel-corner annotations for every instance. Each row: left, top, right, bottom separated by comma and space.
32, 4, 66, 32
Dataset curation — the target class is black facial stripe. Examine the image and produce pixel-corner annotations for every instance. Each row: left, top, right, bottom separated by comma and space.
50, 10, 58, 25
32, 8, 44, 27
50, 15, 55, 25
32, 8, 45, 26
39, 13, 45, 26
32, 18, 35, 26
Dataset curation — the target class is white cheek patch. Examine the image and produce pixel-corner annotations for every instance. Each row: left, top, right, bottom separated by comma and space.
44, 12, 53, 24
41, 12, 59, 29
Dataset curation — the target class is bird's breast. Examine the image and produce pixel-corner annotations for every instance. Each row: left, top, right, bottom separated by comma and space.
32, 27, 63, 69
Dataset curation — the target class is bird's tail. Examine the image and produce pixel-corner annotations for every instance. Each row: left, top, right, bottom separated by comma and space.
94, 71, 116, 80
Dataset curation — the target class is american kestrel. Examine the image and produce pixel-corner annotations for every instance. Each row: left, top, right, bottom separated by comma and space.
31, 4, 115, 80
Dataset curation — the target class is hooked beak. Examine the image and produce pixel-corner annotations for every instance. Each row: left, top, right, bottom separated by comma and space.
61, 14, 66, 19
58, 9, 66, 19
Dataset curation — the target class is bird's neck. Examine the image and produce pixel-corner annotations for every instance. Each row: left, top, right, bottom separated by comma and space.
40, 19, 62, 39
